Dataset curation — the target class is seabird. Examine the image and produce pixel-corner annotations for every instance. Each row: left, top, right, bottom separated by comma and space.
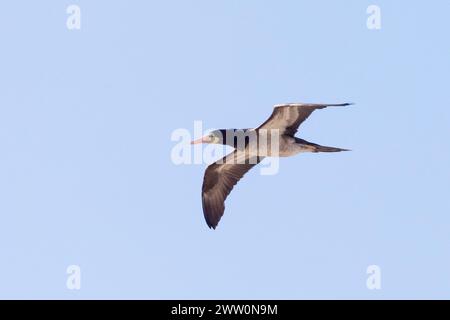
191, 103, 352, 229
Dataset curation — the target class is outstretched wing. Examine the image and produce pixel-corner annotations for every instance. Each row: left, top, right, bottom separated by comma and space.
201, 150, 262, 229
258, 103, 352, 136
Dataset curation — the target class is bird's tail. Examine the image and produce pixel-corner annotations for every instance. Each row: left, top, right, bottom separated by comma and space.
312, 145, 350, 152
295, 138, 350, 152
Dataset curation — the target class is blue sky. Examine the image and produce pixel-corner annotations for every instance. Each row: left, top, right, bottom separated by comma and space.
0, 1, 449, 299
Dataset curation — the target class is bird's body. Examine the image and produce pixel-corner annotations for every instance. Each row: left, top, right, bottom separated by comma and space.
191, 102, 352, 229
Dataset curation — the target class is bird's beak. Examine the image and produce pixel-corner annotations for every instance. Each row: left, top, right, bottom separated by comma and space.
190, 136, 210, 144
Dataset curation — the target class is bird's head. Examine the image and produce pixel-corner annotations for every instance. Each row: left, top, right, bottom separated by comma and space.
190, 130, 223, 145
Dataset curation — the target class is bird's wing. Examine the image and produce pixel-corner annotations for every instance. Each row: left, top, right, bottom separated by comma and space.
202, 149, 262, 229
258, 103, 352, 136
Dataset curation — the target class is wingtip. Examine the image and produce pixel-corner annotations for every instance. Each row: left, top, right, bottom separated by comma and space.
331, 102, 355, 107
206, 219, 218, 230
274, 102, 356, 108
332, 102, 354, 107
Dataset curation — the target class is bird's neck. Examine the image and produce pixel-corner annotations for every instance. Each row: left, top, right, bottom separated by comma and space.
217, 129, 254, 148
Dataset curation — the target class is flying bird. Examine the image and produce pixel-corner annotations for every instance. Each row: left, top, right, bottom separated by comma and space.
191, 103, 352, 229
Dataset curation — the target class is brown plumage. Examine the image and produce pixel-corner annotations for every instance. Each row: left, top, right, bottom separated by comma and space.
197, 103, 352, 229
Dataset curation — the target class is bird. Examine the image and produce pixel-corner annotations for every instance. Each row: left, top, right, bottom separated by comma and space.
191, 102, 352, 229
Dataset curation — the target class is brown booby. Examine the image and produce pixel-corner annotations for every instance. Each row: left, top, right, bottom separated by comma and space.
191, 103, 352, 229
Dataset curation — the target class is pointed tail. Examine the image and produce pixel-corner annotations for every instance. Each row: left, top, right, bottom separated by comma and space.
312, 145, 350, 152
295, 138, 350, 152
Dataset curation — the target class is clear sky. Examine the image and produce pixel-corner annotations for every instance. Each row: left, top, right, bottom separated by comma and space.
1, 1, 449, 299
